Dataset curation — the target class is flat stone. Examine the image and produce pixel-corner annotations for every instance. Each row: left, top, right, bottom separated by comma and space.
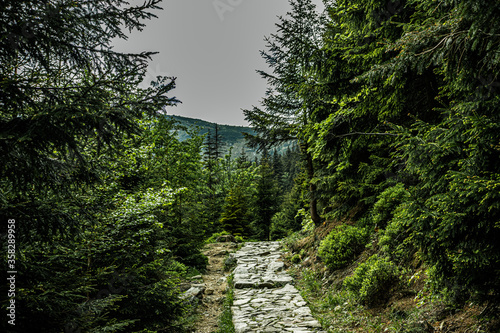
234, 321, 250, 333
231, 242, 323, 332
234, 298, 251, 306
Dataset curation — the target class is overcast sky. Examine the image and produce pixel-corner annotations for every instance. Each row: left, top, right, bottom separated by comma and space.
113, 0, 324, 126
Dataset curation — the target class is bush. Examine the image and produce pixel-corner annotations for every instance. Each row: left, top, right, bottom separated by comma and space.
181, 253, 208, 272
269, 187, 304, 240
270, 211, 291, 240
318, 224, 369, 270
290, 253, 301, 264
206, 230, 245, 244
371, 183, 409, 229
378, 202, 415, 263
343, 254, 400, 306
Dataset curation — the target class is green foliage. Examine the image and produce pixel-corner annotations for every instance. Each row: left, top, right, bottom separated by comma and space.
302, 269, 322, 295
205, 231, 231, 244
291, 253, 302, 264
11, 185, 190, 333
206, 231, 244, 244
344, 255, 400, 306
215, 274, 235, 333
318, 225, 369, 270
219, 184, 252, 237
250, 0, 500, 307
371, 183, 410, 228
0, 0, 177, 237
378, 202, 415, 263
0, 2, 211, 330
251, 150, 280, 240
243, 0, 325, 226
3, 0, 500, 330
270, 185, 304, 240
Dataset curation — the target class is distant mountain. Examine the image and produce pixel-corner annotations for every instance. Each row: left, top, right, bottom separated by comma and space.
166, 115, 296, 159
167, 115, 259, 158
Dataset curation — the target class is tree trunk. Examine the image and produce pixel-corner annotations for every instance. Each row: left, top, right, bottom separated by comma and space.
306, 152, 321, 226
300, 141, 321, 226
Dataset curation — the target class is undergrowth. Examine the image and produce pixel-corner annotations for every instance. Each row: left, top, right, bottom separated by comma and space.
283, 225, 497, 333
215, 274, 235, 333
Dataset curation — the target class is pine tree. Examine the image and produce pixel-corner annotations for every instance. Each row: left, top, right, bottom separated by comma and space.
272, 149, 284, 189
236, 147, 250, 169
0, 1, 192, 332
243, 0, 325, 225
252, 148, 279, 240
1, 0, 177, 236
219, 184, 251, 237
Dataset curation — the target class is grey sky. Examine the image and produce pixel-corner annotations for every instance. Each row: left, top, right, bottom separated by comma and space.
114, 0, 324, 126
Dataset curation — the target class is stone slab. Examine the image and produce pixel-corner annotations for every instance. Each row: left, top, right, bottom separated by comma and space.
231, 241, 323, 332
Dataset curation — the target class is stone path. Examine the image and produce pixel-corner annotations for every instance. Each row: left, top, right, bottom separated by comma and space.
230, 241, 325, 333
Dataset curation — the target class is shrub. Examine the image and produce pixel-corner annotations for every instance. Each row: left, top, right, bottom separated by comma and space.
180, 253, 208, 272
290, 253, 301, 264
270, 211, 291, 240
343, 254, 400, 306
206, 231, 225, 244
318, 224, 369, 270
371, 183, 409, 228
206, 230, 245, 244
378, 202, 415, 263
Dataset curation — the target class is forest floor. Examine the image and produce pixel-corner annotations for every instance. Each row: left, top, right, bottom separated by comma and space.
192, 242, 237, 333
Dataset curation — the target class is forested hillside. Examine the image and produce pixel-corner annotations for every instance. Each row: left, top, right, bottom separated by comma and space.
167, 115, 295, 159
167, 115, 254, 143
242, 0, 500, 331
1, 0, 499, 332
166, 115, 259, 159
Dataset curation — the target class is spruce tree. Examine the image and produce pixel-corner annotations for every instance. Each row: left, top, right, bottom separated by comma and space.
0, 1, 191, 332
243, 0, 325, 225
252, 148, 279, 240
1, 0, 177, 236
219, 184, 250, 237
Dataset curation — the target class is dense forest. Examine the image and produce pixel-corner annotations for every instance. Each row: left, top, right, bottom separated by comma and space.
1, 0, 499, 332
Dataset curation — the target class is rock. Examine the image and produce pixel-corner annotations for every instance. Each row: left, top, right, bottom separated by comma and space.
224, 256, 238, 271
181, 284, 206, 303
190, 275, 203, 280
234, 321, 250, 333
217, 234, 237, 243
230, 241, 323, 332
206, 288, 214, 295
178, 282, 191, 292
216, 250, 229, 256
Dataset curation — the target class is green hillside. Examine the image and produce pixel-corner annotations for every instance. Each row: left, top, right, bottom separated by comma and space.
167, 115, 260, 158
168, 115, 253, 141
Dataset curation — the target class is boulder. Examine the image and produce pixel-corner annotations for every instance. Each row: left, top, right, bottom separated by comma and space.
216, 234, 237, 243
181, 283, 206, 303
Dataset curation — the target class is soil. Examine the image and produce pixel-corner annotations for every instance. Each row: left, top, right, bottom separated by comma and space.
192, 242, 238, 333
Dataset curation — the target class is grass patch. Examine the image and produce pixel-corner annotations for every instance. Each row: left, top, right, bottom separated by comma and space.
215, 274, 235, 333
